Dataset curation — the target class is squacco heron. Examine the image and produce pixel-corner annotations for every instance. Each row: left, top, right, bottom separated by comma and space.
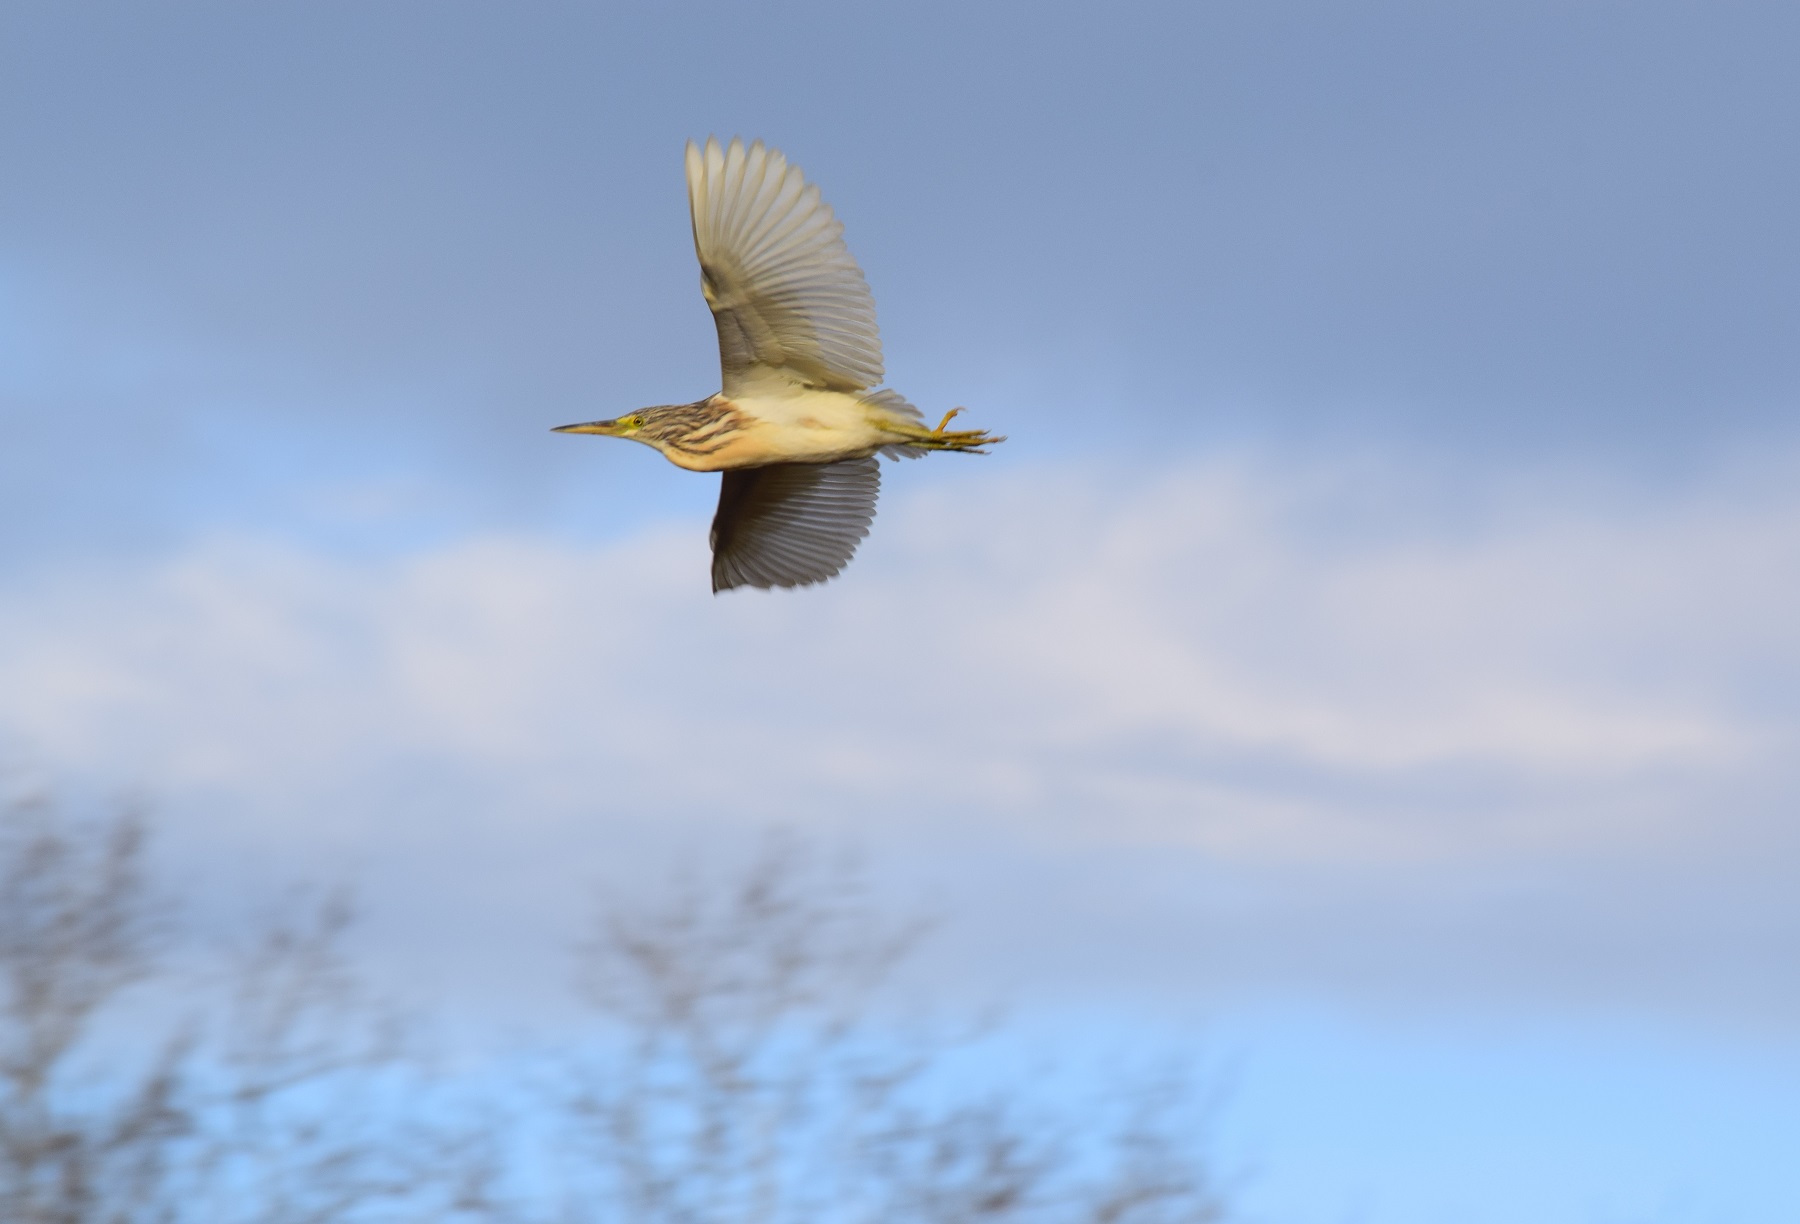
555, 137, 1002, 593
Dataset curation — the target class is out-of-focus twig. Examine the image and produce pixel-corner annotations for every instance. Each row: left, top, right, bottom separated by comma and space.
557, 833, 1229, 1224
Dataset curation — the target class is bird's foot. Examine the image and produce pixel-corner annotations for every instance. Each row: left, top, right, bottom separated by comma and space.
898, 410, 1004, 454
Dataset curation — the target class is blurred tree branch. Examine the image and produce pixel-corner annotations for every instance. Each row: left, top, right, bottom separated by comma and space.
559, 834, 1228, 1224
0, 795, 1230, 1224
0, 792, 493, 1224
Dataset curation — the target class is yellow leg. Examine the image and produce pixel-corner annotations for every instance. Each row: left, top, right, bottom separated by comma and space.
883, 407, 1003, 454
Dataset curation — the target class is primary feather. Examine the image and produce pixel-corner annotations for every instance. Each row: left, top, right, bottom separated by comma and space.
686, 137, 885, 395
709, 457, 880, 592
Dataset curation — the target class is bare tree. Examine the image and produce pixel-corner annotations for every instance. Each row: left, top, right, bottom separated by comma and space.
0, 794, 181, 1224
558, 836, 1229, 1224
0, 793, 1229, 1224
0, 792, 492, 1224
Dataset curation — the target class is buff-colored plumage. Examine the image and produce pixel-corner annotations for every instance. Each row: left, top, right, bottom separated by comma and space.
555, 138, 1002, 593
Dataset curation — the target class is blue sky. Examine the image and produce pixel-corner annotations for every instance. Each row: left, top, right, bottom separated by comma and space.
4, 3, 1800, 1221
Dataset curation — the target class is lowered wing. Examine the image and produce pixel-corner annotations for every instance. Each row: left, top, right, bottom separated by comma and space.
709, 458, 879, 592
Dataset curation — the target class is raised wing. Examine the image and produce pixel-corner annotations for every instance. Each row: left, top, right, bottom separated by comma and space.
686, 137, 884, 396
709, 458, 879, 593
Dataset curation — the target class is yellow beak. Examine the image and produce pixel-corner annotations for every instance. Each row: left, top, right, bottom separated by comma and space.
551, 419, 622, 435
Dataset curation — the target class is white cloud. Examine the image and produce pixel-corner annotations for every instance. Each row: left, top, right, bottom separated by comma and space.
2, 450, 1797, 1022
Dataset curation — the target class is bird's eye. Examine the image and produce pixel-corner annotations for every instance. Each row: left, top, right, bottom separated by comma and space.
623, 416, 642, 429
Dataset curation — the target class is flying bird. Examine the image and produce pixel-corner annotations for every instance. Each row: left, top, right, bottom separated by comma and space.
555, 137, 1002, 593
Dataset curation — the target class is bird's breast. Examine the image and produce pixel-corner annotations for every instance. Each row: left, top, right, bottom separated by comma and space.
661, 391, 887, 472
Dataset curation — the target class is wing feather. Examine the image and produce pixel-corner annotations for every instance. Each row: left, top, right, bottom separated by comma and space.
686, 136, 884, 395
709, 458, 880, 593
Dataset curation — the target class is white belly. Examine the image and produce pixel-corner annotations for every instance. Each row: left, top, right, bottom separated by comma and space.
665, 388, 911, 471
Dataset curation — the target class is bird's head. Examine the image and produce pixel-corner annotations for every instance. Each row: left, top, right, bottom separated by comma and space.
552, 412, 651, 442
553, 399, 742, 467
